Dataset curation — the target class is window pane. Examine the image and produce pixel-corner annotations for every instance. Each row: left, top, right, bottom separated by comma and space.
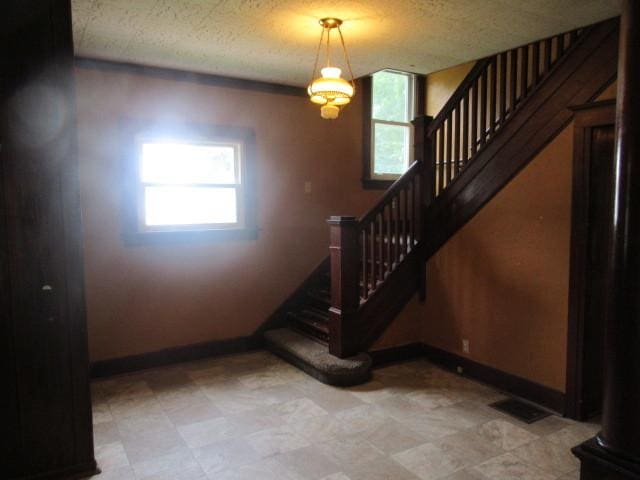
373, 123, 410, 175
141, 142, 237, 185
144, 186, 237, 226
372, 71, 409, 122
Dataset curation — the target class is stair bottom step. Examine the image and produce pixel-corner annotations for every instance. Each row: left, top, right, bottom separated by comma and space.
264, 328, 371, 387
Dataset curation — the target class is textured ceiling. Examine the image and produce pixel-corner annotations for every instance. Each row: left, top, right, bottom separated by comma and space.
72, 0, 620, 87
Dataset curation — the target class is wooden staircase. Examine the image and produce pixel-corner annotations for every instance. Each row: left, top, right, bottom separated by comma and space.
262, 18, 619, 385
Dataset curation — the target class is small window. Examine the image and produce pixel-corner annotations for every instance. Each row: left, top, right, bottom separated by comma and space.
121, 120, 257, 244
363, 70, 422, 189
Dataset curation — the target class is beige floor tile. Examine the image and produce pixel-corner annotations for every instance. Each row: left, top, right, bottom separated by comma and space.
115, 411, 174, 437
392, 441, 470, 479
193, 437, 263, 475
177, 416, 237, 448
92, 401, 113, 425
343, 456, 421, 480
288, 415, 350, 443
511, 438, 580, 476
237, 366, 291, 390
545, 423, 599, 447
405, 388, 462, 410
165, 400, 223, 427
88, 465, 136, 480
269, 397, 329, 423
474, 419, 539, 450
320, 474, 352, 480
121, 428, 187, 464
131, 448, 205, 480
433, 429, 505, 463
210, 457, 304, 480
471, 452, 556, 480
334, 404, 388, 434
295, 382, 365, 412
375, 394, 435, 422
274, 445, 342, 479
108, 393, 164, 420
245, 424, 311, 456
155, 385, 211, 413
345, 380, 396, 404
365, 418, 430, 454
93, 421, 120, 447
207, 386, 281, 415
316, 433, 386, 467
95, 441, 129, 471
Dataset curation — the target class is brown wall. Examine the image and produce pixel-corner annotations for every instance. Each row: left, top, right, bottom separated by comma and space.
75, 67, 378, 362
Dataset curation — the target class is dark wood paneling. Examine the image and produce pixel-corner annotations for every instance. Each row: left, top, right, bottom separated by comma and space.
91, 336, 260, 378
424, 19, 619, 258
74, 57, 307, 97
421, 344, 566, 413
2, 1, 95, 478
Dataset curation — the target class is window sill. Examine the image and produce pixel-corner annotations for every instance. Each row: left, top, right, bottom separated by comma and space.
122, 228, 259, 246
361, 178, 397, 190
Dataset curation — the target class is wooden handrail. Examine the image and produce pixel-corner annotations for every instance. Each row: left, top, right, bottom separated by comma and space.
358, 160, 422, 226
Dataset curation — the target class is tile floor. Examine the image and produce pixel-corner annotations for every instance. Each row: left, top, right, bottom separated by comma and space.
90, 350, 597, 480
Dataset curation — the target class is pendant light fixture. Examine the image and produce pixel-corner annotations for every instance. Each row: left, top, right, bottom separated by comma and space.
307, 18, 355, 120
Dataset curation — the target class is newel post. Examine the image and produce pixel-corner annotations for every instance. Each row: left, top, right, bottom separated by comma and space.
327, 216, 360, 358
412, 114, 434, 301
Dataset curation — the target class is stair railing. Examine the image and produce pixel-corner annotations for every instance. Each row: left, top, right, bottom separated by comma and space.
427, 28, 585, 197
326, 116, 433, 357
326, 27, 587, 358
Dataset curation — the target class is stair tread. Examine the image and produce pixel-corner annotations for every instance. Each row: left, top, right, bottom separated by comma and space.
264, 328, 371, 386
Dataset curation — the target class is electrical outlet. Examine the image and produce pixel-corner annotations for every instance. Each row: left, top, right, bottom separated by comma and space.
304, 181, 312, 194
462, 339, 470, 353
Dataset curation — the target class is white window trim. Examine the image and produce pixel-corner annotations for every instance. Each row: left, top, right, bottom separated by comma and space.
134, 137, 246, 233
370, 70, 417, 180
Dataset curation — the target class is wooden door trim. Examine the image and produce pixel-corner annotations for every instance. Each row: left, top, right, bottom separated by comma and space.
565, 99, 616, 419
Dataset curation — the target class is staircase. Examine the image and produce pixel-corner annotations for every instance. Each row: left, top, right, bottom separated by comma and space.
262, 18, 619, 386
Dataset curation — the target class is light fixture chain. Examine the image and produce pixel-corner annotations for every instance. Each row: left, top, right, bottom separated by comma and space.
309, 26, 325, 87
326, 25, 332, 67
337, 25, 355, 90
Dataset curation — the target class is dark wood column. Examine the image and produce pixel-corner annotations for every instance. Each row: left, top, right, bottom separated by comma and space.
572, 2, 640, 478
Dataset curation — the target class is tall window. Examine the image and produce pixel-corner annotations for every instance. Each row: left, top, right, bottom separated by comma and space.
121, 121, 257, 244
370, 70, 416, 180
364, 70, 417, 188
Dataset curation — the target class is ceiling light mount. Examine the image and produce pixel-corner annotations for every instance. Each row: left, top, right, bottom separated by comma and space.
308, 17, 355, 120
319, 18, 342, 29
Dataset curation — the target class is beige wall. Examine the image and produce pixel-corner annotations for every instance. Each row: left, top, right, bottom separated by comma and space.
75, 67, 378, 362
426, 62, 475, 117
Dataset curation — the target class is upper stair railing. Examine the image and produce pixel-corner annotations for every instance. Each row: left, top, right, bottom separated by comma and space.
427, 28, 586, 196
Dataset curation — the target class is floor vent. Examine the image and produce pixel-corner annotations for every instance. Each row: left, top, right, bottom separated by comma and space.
490, 398, 551, 424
